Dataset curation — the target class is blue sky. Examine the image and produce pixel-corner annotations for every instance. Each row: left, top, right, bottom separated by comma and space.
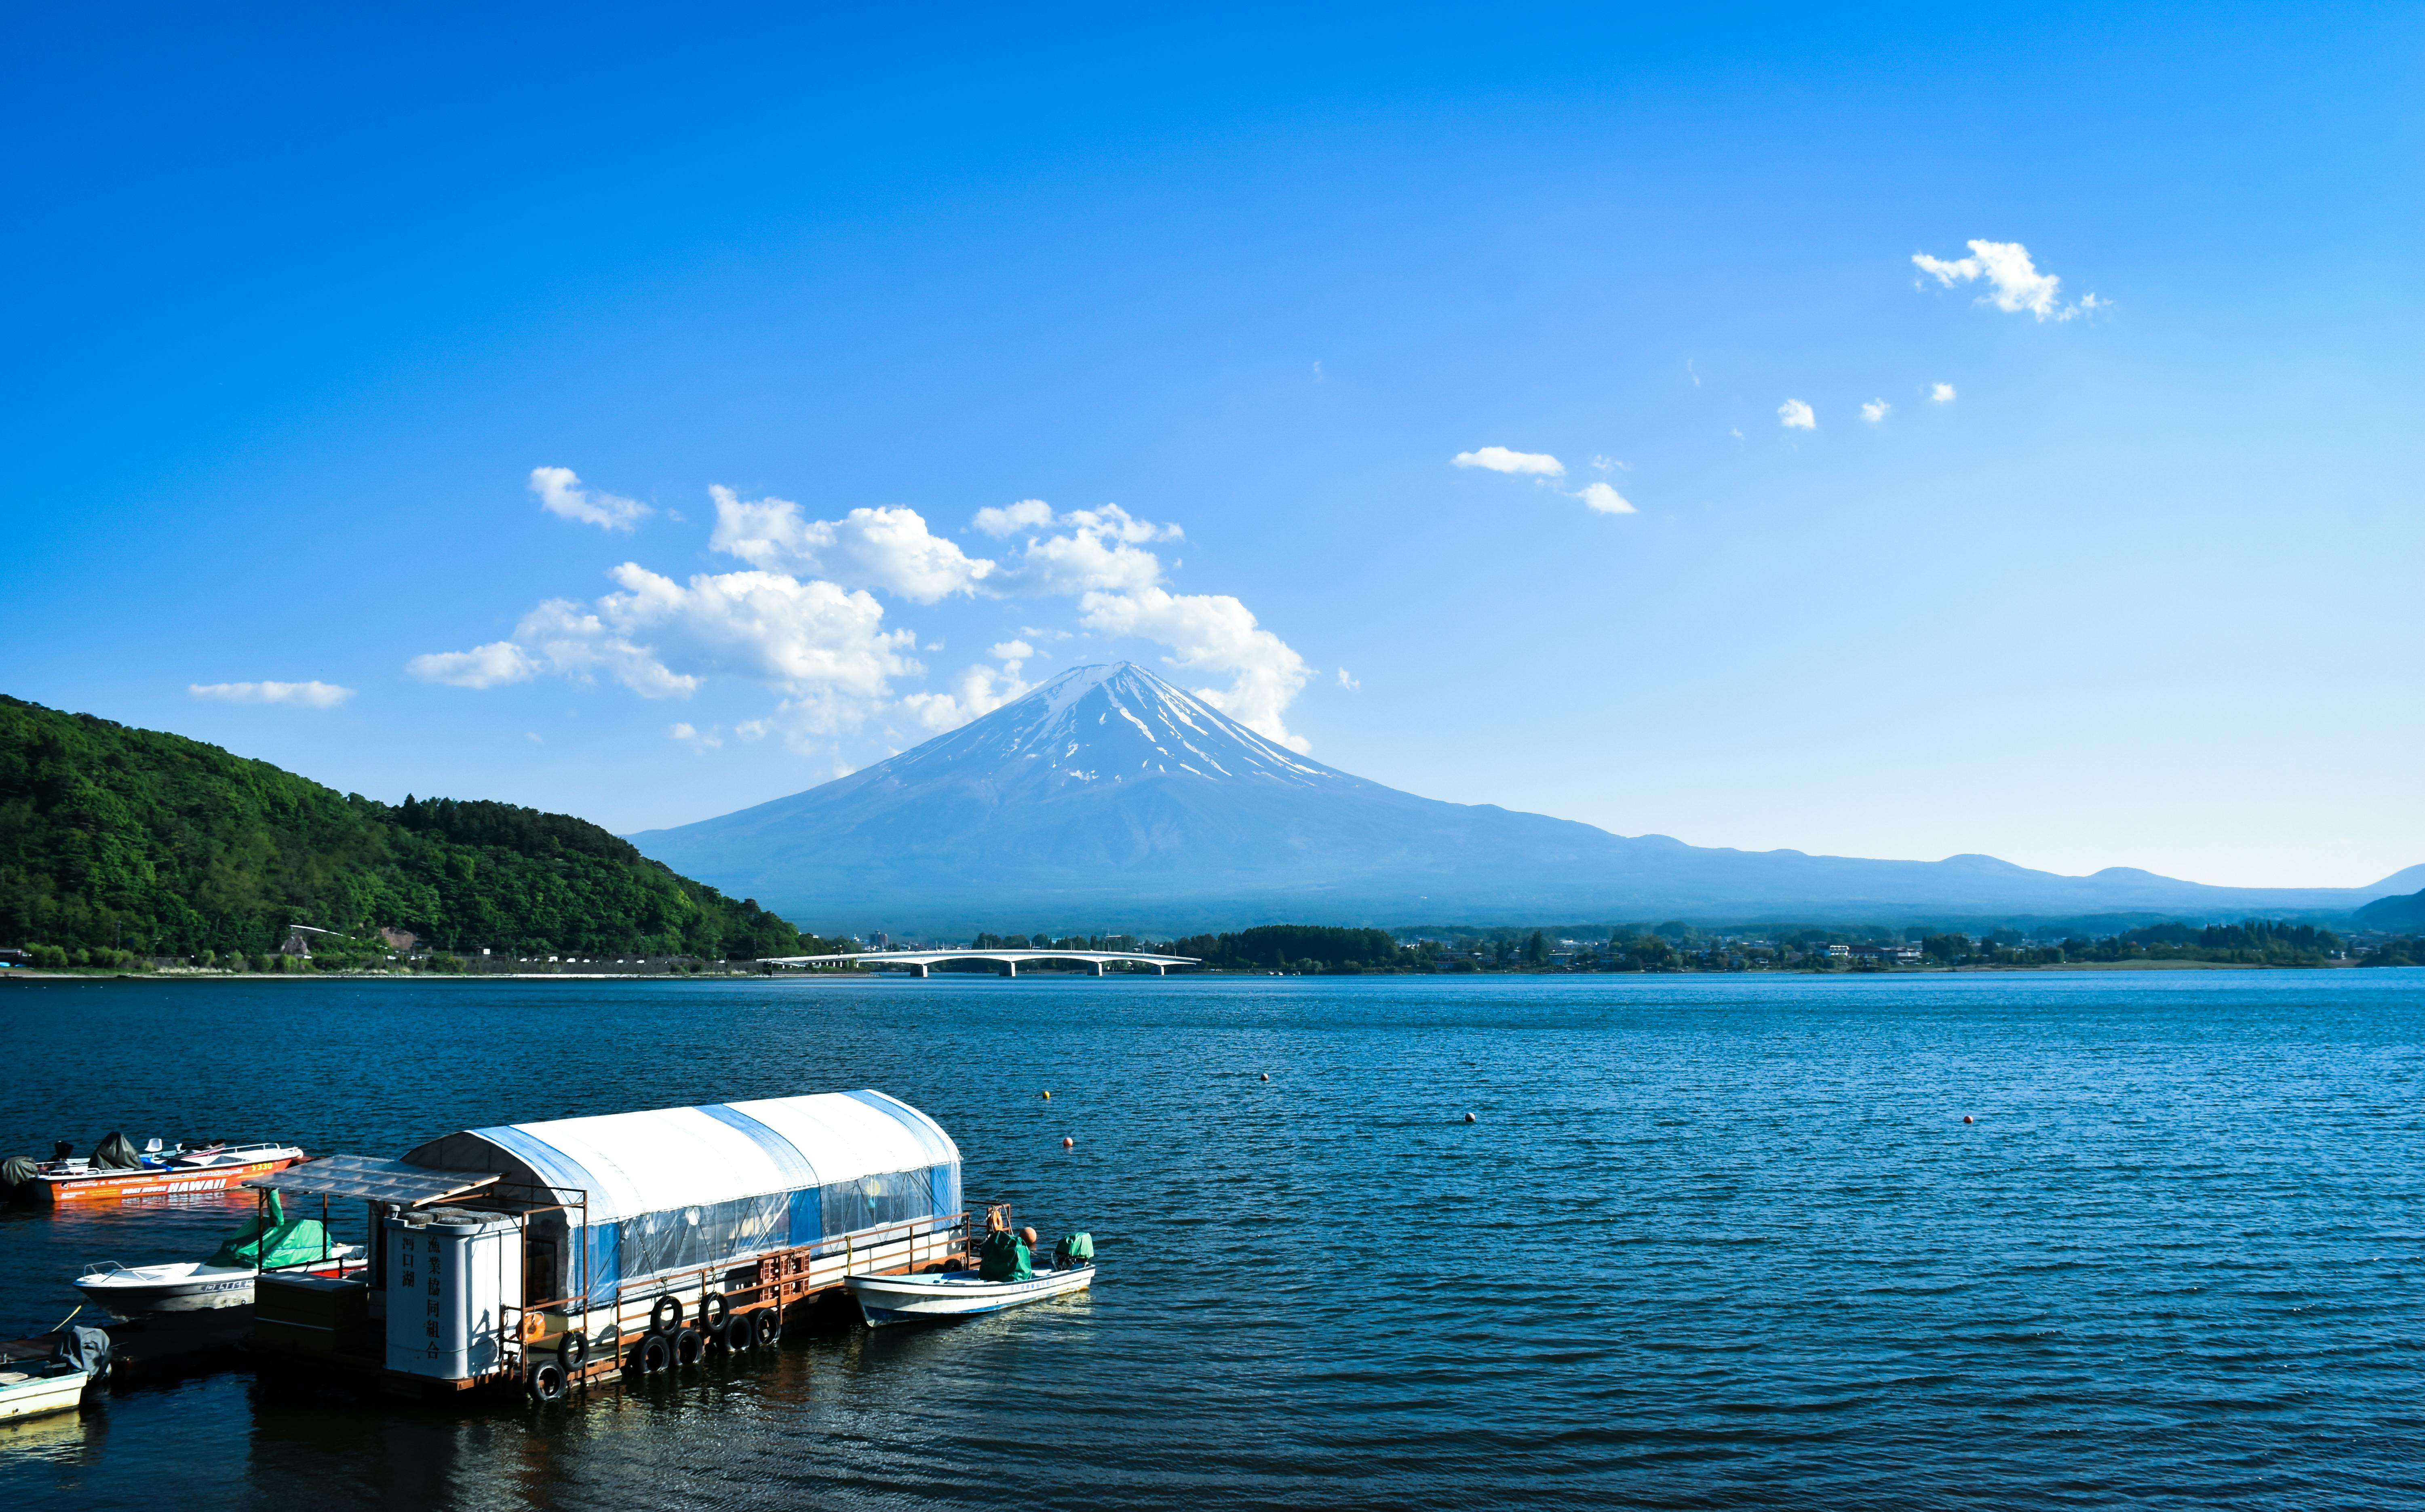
5, 5, 2420, 887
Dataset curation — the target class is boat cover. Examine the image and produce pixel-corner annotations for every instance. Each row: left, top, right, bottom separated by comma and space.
209, 1192, 340, 1270
401, 1090, 962, 1307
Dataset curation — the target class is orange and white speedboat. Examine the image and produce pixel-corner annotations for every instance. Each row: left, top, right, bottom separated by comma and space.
3, 1139, 308, 1206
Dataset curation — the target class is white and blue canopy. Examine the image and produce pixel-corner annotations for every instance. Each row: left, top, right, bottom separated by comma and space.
401, 1090, 962, 1301
407, 1090, 958, 1224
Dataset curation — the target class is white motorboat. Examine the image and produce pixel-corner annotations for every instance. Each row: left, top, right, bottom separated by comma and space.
0, 1327, 108, 1422
845, 1263, 1095, 1327
73, 1249, 363, 1320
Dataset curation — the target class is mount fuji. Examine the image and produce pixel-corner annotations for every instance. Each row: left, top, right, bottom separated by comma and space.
630, 663, 2424, 933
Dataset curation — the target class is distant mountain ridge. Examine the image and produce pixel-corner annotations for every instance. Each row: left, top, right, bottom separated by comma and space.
630, 663, 2425, 933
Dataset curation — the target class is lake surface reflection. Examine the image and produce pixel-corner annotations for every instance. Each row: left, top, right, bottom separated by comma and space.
3, 969, 2421, 1508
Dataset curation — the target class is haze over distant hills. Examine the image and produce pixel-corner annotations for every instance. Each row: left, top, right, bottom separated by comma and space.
630, 664, 2425, 934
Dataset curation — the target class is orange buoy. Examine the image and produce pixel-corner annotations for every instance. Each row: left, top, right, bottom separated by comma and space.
1061, 1136, 1075, 1148
1963, 1115, 1974, 1124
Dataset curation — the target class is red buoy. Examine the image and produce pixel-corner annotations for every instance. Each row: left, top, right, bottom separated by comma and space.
1963, 1115, 1974, 1124
1062, 1136, 1075, 1148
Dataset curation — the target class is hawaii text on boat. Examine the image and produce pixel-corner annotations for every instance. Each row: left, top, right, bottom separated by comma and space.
2, 1135, 306, 1205
236, 1089, 1069, 1402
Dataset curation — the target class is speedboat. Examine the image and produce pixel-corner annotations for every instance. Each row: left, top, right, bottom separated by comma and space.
72, 1249, 364, 1320
0, 1328, 109, 1423
72, 1190, 360, 1318
845, 1262, 1095, 1327
3, 1138, 306, 1205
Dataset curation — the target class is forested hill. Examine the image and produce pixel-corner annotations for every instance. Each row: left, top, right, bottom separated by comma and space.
0, 694, 813, 961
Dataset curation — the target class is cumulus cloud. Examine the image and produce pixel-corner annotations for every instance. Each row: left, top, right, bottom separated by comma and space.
1912, 240, 2095, 321
1337, 667, 1359, 691
410, 563, 918, 717
1452, 446, 1565, 476
972, 499, 1056, 537
1079, 585, 1312, 752
406, 641, 540, 689
1778, 399, 1816, 431
1862, 399, 1891, 424
1573, 482, 1636, 515
709, 488, 993, 603
669, 721, 723, 750
529, 467, 650, 531
1932, 383, 1957, 404
189, 680, 356, 708
896, 640, 1037, 733
988, 503, 1178, 596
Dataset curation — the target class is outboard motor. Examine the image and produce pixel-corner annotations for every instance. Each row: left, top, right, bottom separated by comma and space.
53, 1139, 74, 1161
54, 1325, 112, 1384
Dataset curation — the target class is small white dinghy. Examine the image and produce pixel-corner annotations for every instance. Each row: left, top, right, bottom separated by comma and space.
0, 1327, 108, 1423
72, 1249, 362, 1320
845, 1263, 1095, 1327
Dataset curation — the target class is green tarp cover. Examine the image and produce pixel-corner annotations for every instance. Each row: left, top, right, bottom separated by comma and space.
976, 1230, 1032, 1282
209, 1194, 336, 1270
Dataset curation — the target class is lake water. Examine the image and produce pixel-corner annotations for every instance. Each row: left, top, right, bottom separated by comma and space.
2, 969, 2421, 1508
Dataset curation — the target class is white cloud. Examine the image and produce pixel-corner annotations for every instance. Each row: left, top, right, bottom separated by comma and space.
992, 504, 1177, 596
669, 721, 723, 750
895, 640, 1037, 733
709, 488, 993, 603
1452, 446, 1565, 477
1862, 399, 1891, 424
529, 467, 649, 532
1573, 481, 1636, 515
1337, 667, 1359, 691
410, 563, 919, 720
189, 680, 356, 708
972, 499, 1056, 537
1590, 455, 1627, 473
1932, 382, 1958, 404
407, 640, 541, 689
1778, 399, 1816, 431
1079, 586, 1312, 752
1912, 240, 2094, 322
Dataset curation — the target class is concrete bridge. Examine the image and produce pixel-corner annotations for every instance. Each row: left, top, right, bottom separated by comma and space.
759, 948, 1200, 978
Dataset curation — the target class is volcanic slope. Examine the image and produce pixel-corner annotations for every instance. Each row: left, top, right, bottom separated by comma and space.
631, 663, 2422, 932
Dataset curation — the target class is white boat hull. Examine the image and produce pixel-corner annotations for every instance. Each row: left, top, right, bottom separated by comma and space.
846, 1264, 1094, 1327
0, 1367, 92, 1422
74, 1250, 362, 1320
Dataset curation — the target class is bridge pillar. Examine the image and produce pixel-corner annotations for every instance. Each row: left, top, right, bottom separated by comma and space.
1000, 961, 1017, 978
910, 962, 928, 979
1087, 961, 1105, 977
1153, 963, 1167, 976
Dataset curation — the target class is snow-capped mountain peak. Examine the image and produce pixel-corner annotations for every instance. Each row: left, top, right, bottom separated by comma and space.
885, 662, 1341, 796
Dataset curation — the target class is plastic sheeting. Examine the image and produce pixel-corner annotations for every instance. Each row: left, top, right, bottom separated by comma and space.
399, 1090, 961, 1304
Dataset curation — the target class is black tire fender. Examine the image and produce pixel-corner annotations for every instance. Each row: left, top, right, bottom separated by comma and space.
723, 1314, 753, 1353
635, 1333, 673, 1374
650, 1295, 682, 1335
528, 1361, 567, 1404
699, 1291, 730, 1330
753, 1309, 780, 1348
558, 1329, 587, 1370
673, 1326, 702, 1366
